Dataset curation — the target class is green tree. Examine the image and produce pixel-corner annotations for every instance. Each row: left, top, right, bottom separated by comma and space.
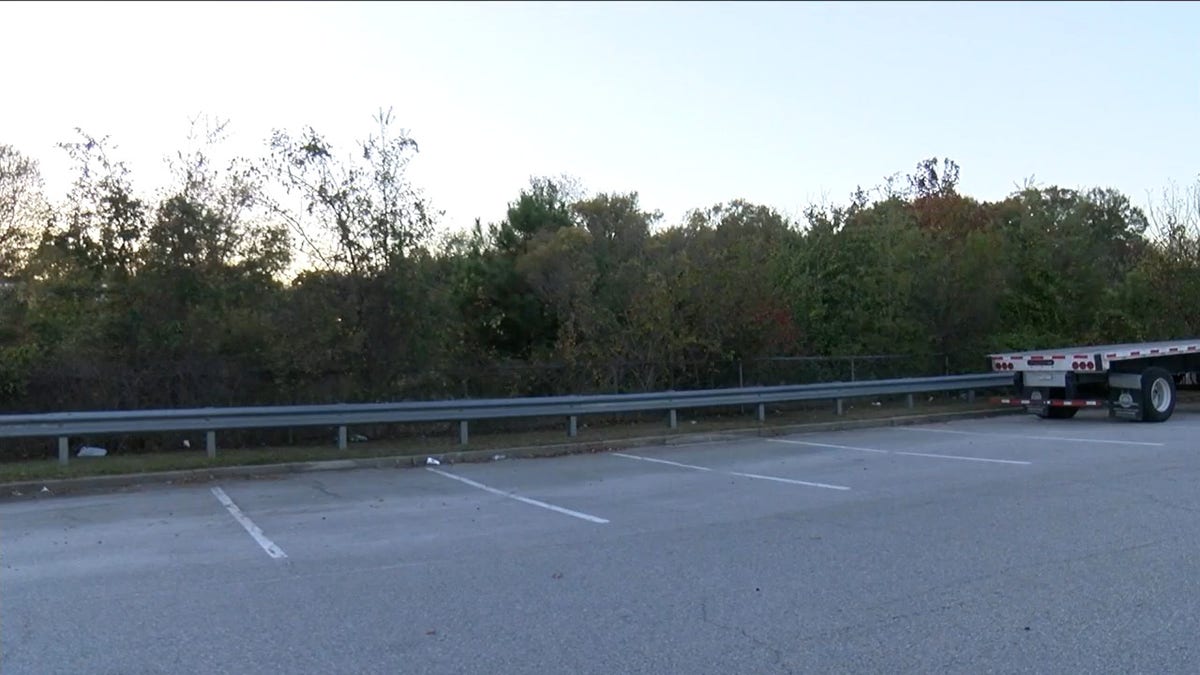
127, 120, 291, 407
452, 178, 579, 362
266, 109, 446, 401
993, 186, 1149, 349
682, 200, 801, 362
0, 144, 47, 278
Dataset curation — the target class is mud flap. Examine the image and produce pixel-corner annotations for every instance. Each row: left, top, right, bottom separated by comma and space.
1025, 389, 1047, 417
1108, 372, 1143, 421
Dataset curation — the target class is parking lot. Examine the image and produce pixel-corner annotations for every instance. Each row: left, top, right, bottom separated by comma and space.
4, 410, 1200, 674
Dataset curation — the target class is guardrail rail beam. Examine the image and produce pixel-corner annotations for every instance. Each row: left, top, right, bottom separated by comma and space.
0, 373, 1015, 459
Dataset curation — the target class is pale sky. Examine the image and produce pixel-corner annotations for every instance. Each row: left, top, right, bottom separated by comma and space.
1, 0, 1196, 235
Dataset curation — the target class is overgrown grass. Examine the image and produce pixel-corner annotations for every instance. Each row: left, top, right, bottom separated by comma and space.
0, 396, 998, 484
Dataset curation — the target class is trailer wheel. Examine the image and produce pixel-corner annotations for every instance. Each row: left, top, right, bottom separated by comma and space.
1141, 366, 1176, 422
1038, 406, 1079, 419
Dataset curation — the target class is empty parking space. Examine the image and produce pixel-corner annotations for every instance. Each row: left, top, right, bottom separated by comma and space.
766, 437, 1033, 465
425, 467, 610, 523
592, 427, 1040, 501
745, 411, 1199, 471
0, 486, 285, 588
612, 451, 853, 490
201, 468, 612, 568
415, 443, 867, 537
907, 409, 1200, 446
897, 425, 1165, 447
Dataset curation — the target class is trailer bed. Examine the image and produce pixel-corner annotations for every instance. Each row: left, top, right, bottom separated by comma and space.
990, 339, 1200, 365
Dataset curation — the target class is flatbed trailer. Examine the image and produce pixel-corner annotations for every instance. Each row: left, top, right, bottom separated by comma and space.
988, 339, 1200, 422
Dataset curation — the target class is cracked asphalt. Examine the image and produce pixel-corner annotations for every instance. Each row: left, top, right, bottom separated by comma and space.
4, 411, 1200, 674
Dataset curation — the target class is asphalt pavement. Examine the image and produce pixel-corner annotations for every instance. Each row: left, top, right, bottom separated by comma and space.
3, 410, 1200, 674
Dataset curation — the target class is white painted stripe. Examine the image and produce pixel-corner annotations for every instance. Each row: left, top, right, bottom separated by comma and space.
726, 471, 851, 490
897, 427, 1164, 447
613, 452, 850, 491
766, 439, 1031, 466
425, 468, 609, 524
892, 450, 1030, 466
210, 487, 288, 559
766, 439, 887, 454
611, 453, 716, 472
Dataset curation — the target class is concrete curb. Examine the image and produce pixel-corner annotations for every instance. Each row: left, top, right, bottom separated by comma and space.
0, 407, 1021, 500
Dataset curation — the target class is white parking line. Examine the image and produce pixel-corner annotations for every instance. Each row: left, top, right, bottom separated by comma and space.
767, 439, 1032, 466
210, 487, 288, 560
726, 470, 851, 490
425, 468, 609, 524
892, 450, 1030, 465
897, 427, 1165, 447
610, 454, 716, 472
613, 452, 851, 491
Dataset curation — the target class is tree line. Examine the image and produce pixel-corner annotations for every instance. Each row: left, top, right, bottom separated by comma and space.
1, 111, 1198, 417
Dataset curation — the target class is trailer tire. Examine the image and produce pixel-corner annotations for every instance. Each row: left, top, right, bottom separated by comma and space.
1141, 367, 1176, 423
1038, 406, 1079, 419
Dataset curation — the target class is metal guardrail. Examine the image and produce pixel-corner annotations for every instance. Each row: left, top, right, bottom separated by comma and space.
0, 373, 1014, 465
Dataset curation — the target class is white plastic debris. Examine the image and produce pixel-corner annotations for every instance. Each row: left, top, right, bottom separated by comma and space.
492, 454, 506, 461
426, 457, 440, 466
350, 434, 369, 443
39, 486, 50, 493
182, 439, 191, 449
872, 401, 882, 407
77, 446, 107, 458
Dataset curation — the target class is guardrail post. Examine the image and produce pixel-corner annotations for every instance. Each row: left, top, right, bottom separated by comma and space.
835, 398, 844, 416
906, 393, 914, 409
337, 425, 348, 450
568, 415, 578, 437
58, 436, 68, 466
967, 390, 976, 402
668, 409, 678, 429
738, 361, 746, 414
459, 420, 469, 445
757, 403, 765, 423
206, 431, 217, 459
